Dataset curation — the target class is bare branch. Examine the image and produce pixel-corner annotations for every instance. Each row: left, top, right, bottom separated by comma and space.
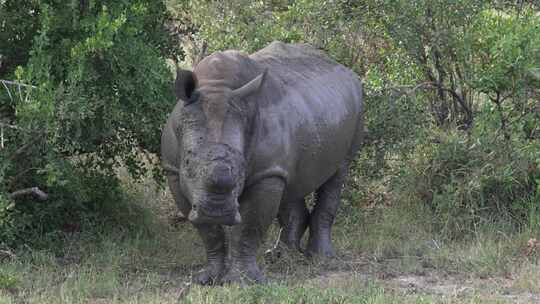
2, 80, 36, 104
10, 187, 48, 201
0, 80, 37, 89
194, 41, 208, 65
373, 82, 465, 101
369, 82, 436, 97
1, 122, 42, 134
1, 80, 13, 102
8, 167, 38, 188
0, 122, 30, 132
392, 82, 436, 94
0, 249, 16, 260
7, 136, 42, 162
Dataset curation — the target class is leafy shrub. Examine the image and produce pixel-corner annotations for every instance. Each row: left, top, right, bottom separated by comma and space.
396, 126, 538, 238
1, 158, 132, 248
469, 8, 540, 141
0, 0, 180, 248
184, 1, 540, 237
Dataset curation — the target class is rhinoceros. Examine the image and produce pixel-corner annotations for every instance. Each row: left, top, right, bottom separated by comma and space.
161, 41, 363, 284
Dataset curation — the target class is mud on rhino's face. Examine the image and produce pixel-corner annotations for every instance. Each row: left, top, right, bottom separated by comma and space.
174, 68, 267, 226
178, 86, 254, 226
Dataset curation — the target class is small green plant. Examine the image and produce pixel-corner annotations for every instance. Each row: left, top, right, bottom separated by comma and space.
0, 272, 18, 290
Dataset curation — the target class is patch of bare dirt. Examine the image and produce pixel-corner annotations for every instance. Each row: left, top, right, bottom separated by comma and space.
306, 268, 540, 303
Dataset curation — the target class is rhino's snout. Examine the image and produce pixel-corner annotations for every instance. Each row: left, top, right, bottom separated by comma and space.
183, 144, 243, 226
188, 203, 242, 226
208, 164, 235, 194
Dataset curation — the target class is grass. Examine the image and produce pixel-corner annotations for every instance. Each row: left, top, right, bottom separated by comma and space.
0, 172, 538, 304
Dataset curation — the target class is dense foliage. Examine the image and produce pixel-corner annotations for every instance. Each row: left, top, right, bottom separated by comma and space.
181, 0, 539, 237
1, 0, 539, 247
0, 0, 180, 246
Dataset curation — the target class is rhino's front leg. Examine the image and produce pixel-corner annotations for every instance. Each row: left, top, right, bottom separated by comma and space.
192, 223, 227, 285
221, 177, 284, 284
166, 175, 227, 285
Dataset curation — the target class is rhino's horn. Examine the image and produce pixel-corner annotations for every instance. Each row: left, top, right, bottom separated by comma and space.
232, 69, 267, 100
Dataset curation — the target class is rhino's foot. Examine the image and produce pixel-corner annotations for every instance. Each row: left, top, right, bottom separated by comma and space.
306, 235, 336, 258
192, 261, 225, 285
220, 262, 266, 285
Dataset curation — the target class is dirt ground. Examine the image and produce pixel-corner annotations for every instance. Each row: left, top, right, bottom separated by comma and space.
306, 269, 540, 303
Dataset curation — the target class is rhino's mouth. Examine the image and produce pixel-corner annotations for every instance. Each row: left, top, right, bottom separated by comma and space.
188, 202, 242, 226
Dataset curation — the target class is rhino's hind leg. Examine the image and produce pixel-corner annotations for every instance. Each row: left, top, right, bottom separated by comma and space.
221, 177, 284, 285
264, 198, 308, 262
278, 198, 309, 251
306, 163, 349, 258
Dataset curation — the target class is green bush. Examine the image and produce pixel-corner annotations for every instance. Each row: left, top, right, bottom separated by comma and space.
0, 158, 135, 247
2, 0, 539, 248
395, 125, 539, 238
0, 0, 180, 248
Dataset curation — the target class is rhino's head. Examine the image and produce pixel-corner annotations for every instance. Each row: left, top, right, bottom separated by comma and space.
174, 65, 266, 226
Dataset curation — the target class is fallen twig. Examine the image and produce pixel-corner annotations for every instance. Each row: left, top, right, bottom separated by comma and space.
10, 187, 49, 201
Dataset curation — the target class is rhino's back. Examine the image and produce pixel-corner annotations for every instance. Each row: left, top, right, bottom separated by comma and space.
247, 42, 363, 198
251, 42, 340, 90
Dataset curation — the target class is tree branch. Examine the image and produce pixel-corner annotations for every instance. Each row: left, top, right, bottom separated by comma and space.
0, 122, 32, 132
10, 187, 48, 201
0, 249, 16, 260
194, 41, 208, 65
0, 80, 37, 89
7, 167, 38, 188
1, 80, 13, 102
370, 81, 449, 97
7, 136, 42, 162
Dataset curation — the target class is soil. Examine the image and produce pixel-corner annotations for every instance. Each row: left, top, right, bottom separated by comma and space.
305, 264, 540, 303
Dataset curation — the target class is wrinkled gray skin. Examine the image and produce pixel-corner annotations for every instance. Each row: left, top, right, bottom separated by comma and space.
161, 42, 363, 285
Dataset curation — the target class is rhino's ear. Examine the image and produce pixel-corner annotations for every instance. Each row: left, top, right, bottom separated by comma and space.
232, 69, 267, 100
175, 68, 196, 102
